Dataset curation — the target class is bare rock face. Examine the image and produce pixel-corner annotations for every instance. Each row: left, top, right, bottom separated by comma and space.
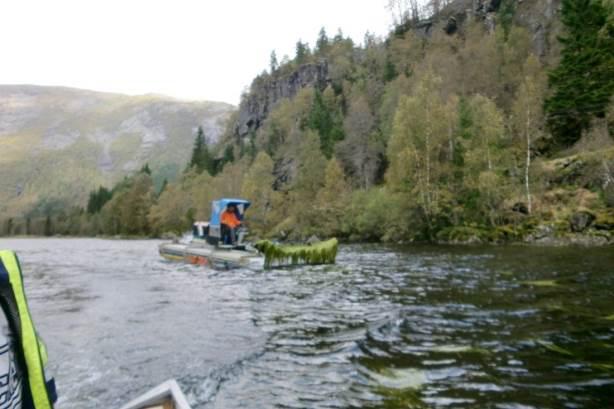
444, 17, 459, 34
512, 202, 529, 215
570, 211, 596, 233
235, 62, 330, 139
513, 0, 561, 57
434, 0, 561, 56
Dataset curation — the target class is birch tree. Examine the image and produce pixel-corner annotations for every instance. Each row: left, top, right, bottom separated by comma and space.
387, 70, 454, 230
512, 55, 546, 214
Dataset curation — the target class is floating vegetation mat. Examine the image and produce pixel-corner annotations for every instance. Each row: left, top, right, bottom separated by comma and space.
254, 238, 338, 268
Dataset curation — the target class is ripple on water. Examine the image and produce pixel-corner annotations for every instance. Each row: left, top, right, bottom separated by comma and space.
0, 239, 613, 408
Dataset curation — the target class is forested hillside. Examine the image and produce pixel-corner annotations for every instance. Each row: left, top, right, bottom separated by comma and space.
0, 85, 233, 221
4, 0, 613, 244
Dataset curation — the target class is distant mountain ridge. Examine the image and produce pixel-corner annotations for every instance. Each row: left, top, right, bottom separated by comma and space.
0, 84, 234, 217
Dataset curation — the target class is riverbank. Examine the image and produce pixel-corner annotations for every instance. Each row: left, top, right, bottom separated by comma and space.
3, 226, 613, 247
430, 215, 614, 247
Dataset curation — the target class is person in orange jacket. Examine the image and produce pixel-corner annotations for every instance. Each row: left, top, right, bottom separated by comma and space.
221, 204, 241, 244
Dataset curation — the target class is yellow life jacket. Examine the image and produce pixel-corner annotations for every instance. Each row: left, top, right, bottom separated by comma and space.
0, 250, 56, 409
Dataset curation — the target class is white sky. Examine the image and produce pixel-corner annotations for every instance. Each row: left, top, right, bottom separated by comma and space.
1, 0, 393, 105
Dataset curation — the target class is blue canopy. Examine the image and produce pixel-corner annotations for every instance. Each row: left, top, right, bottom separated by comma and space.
210, 198, 251, 227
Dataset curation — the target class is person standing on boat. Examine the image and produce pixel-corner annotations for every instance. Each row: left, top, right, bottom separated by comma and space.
0, 250, 57, 409
221, 204, 242, 244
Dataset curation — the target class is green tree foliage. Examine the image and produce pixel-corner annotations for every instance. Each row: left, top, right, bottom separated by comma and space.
545, 0, 614, 147
387, 71, 453, 234
101, 173, 155, 235
87, 186, 113, 214
498, 0, 517, 38
241, 152, 276, 234
189, 126, 214, 174
9, 12, 614, 244
270, 50, 278, 73
149, 170, 207, 234
295, 40, 310, 65
315, 158, 351, 236
278, 131, 328, 238
316, 27, 330, 55
306, 88, 344, 157
463, 95, 507, 225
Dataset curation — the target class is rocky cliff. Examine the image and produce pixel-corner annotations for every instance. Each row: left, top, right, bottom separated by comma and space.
235, 62, 330, 140
232, 0, 562, 146
408, 0, 561, 56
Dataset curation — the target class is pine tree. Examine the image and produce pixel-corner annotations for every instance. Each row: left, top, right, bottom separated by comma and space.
384, 56, 398, 82
140, 163, 151, 175
189, 126, 213, 174
87, 186, 112, 214
307, 90, 341, 157
545, 0, 614, 147
316, 27, 329, 54
270, 50, 278, 73
295, 41, 310, 64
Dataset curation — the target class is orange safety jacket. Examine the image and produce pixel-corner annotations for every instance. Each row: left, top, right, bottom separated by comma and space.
221, 210, 241, 228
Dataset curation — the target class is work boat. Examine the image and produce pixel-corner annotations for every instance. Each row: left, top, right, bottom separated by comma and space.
159, 198, 263, 269
159, 198, 338, 269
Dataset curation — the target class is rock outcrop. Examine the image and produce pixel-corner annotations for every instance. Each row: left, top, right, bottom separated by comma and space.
570, 211, 596, 233
418, 0, 561, 56
235, 62, 330, 140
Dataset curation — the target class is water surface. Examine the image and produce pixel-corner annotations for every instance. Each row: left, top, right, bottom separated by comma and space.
0, 238, 612, 408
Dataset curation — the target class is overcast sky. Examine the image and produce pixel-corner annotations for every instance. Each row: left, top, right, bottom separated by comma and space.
1, 0, 393, 105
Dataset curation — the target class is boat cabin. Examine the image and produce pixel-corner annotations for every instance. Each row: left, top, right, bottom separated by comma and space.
192, 198, 251, 246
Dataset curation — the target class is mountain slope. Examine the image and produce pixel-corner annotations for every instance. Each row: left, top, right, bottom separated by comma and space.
0, 85, 234, 217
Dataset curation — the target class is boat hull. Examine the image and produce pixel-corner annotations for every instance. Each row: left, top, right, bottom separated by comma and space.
119, 379, 191, 409
159, 241, 263, 269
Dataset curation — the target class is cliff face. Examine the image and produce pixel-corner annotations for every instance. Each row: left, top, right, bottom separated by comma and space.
410, 0, 561, 56
235, 62, 330, 140
451, 0, 562, 56
512, 0, 561, 57
233, 0, 562, 145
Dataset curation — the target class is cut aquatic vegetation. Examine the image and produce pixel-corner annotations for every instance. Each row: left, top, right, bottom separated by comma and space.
522, 280, 559, 287
159, 198, 339, 269
537, 340, 574, 356
254, 238, 338, 268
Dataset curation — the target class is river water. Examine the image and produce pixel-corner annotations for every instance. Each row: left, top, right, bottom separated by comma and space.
0, 238, 612, 408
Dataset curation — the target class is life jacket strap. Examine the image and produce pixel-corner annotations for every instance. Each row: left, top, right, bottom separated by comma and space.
0, 250, 55, 409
